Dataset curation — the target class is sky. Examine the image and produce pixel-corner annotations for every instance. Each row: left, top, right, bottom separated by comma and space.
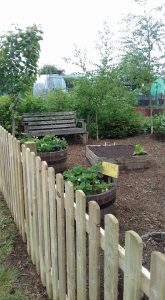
0, 0, 164, 73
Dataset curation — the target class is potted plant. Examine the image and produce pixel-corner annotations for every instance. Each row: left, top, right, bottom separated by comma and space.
20, 135, 68, 172
63, 163, 116, 220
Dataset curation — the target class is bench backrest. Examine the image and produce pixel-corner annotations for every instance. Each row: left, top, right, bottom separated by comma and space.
21, 111, 77, 135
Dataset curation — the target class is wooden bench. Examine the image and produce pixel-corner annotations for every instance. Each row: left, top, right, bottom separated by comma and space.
20, 111, 88, 144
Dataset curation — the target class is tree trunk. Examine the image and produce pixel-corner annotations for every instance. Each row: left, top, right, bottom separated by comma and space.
96, 111, 99, 141
12, 109, 16, 137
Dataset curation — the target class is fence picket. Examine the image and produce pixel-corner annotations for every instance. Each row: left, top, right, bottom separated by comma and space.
76, 190, 86, 300
22, 145, 30, 253
31, 152, 39, 272
149, 251, 165, 300
123, 230, 143, 300
56, 173, 66, 300
104, 214, 119, 300
65, 181, 76, 300
48, 167, 59, 300
42, 161, 53, 299
36, 156, 46, 286
89, 201, 100, 300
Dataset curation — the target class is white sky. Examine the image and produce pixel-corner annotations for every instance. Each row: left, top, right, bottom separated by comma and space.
0, 0, 164, 73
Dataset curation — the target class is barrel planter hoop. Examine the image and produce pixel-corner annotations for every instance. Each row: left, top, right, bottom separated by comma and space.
39, 149, 67, 172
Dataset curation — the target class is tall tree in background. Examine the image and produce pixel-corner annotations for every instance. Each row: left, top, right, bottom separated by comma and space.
0, 25, 43, 135
95, 21, 115, 74
117, 51, 154, 92
40, 64, 64, 75
121, 0, 165, 75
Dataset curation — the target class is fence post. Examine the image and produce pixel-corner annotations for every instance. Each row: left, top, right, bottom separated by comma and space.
149, 251, 165, 300
24, 141, 37, 155
104, 214, 119, 300
123, 230, 143, 300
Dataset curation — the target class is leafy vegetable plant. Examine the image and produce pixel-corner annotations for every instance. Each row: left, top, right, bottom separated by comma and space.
19, 135, 67, 152
63, 163, 112, 195
133, 144, 147, 156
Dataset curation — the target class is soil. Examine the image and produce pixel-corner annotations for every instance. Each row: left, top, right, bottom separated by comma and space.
88, 144, 134, 158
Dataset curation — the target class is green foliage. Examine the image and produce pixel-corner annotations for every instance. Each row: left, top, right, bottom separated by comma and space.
63, 163, 112, 195
121, 1, 165, 75
0, 96, 12, 131
152, 114, 165, 133
71, 73, 142, 138
39, 64, 64, 75
117, 52, 154, 92
19, 135, 67, 152
18, 90, 69, 114
0, 25, 43, 135
133, 144, 147, 155
141, 114, 165, 134
0, 267, 19, 294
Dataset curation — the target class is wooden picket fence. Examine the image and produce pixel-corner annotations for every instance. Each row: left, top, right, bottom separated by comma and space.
0, 126, 165, 300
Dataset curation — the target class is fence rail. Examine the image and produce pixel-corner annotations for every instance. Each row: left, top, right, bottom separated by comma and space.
0, 126, 165, 299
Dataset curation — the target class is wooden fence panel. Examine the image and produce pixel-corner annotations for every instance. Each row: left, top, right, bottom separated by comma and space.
89, 201, 100, 300
36, 156, 46, 286
76, 190, 86, 300
48, 167, 59, 300
42, 161, 53, 299
65, 181, 76, 300
123, 231, 143, 300
56, 173, 66, 300
149, 251, 165, 300
104, 214, 119, 300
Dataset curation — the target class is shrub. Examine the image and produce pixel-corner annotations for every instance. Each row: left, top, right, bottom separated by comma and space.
0, 96, 12, 131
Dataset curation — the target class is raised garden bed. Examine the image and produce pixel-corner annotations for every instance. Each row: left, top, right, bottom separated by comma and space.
86, 144, 152, 170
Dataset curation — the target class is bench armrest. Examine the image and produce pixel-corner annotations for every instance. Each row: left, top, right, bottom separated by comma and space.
77, 119, 87, 131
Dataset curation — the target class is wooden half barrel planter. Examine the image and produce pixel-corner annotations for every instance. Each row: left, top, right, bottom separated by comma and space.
86, 144, 152, 170
86, 182, 116, 221
39, 149, 67, 172
24, 141, 67, 173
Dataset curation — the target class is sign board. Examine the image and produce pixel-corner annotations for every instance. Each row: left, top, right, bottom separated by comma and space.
102, 161, 119, 178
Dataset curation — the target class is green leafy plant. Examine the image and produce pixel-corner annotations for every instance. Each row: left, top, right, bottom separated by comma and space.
133, 144, 147, 156
63, 163, 112, 195
19, 135, 67, 152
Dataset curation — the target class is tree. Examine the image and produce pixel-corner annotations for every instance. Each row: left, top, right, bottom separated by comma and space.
40, 64, 64, 75
117, 51, 154, 92
0, 25, 43, 135
95, 21, 115, 74
121, 0, 165, 75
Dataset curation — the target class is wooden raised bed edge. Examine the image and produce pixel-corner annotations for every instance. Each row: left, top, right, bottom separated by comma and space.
86, 145, 152, 170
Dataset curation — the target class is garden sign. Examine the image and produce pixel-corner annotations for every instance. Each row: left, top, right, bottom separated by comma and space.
102, 161, 119, 178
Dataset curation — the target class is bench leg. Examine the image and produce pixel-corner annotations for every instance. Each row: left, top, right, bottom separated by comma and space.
82, 133, 88, 145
